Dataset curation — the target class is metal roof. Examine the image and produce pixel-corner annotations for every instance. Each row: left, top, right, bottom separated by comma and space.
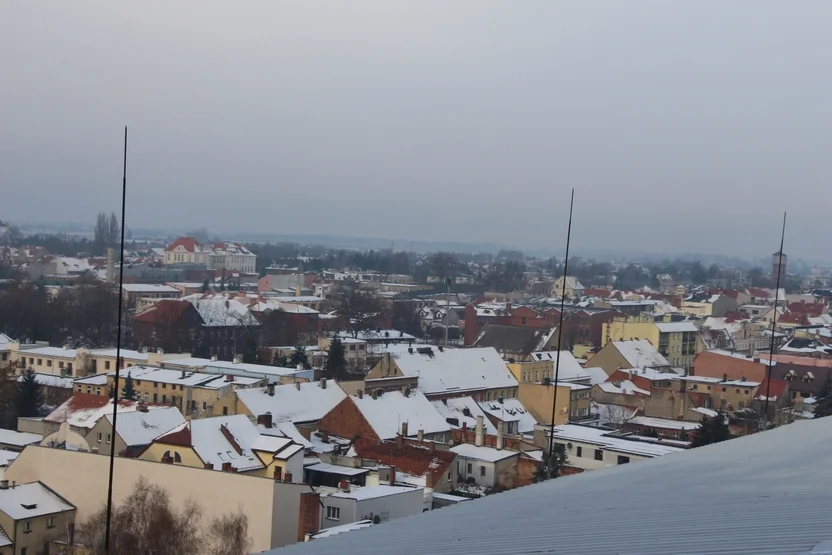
261, 417, 832, 555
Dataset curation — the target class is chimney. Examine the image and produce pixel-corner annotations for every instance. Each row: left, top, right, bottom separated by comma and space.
267, 383, 275, 396
338, 480, 350, 493
295, 381, 301, 391
388, 465, 396, 485
396, 433, 403, 449
221, 462, 232, 472
722, 373, 728, 382
496, 421, 504, 450
319, 379, 327, 389
283, 472, 292, 483
321, 430, 330, 443
0, 480, 7, 490
225, 374, 234, 382
357, 389, 363, 399
371, 389, 378, 400
401, 422, 409, 437
461, 421, 467, 437
204, 462, 214, 470
417, 428, 424, 442
402, 385, 411, 397
273, 467, 283, 481
181, 369, 186, 379
257, 413, 273, 429
475, 415, 484, 447
297, 363, 303, 370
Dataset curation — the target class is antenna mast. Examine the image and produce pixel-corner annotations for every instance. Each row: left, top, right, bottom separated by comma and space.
547, 188, 575, 479
763, 212, 787, 428
105, 126, 128, 554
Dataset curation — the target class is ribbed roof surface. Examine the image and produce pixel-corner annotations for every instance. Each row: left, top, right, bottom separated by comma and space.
262, 417, 832, 555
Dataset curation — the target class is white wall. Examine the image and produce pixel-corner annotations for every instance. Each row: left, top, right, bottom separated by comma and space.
456, 456, 497, 487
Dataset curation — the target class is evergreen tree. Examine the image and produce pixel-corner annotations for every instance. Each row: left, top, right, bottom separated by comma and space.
691, 411, 732, 447
324, 338, 347, 381
273, 353, 289, 367
200, 278, 211, 293
121, 372, 136, 401
813, 375, 832, 418
290, 345, 310, 369
242, 333, 259, 364
533, 447, 568, 483
16, 369, 43, 418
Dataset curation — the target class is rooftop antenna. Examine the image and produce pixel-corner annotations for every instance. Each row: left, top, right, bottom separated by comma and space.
105, 126, 128, 555
548, 188, 575, 479
763, 211, 787, 429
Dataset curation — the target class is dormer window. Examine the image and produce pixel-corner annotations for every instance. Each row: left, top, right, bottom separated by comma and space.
785, 370, 796, 381
803, 372, 815, 383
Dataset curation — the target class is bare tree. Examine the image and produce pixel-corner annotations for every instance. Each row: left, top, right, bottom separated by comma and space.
594, 402, 636, 429
330, 282, 385, 338
79, 477, 249, 555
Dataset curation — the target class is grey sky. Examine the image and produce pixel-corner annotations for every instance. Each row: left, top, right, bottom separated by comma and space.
2, 1, 831, 259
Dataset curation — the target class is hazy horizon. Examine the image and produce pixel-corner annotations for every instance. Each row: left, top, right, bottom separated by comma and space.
3, 1, 831, 260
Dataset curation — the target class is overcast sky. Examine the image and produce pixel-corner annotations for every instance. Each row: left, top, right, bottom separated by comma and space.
2, 1, 831, 259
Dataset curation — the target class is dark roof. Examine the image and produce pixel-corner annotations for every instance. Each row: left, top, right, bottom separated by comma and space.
154, 422, 191, 446
260, 418, 832, 555
353, 440, 456, 484
134, 300, 201, 325
473, 324, 552, 358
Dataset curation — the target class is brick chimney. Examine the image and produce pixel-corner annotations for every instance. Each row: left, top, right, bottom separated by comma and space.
396, 433, 403, 449
221, 462, 233, 472
257, 413, 273, 429
417, 428, 424, 442
297, 492, 321, 542
475, 415, 484, 447
388, 465, 396, 485
319, 378, 327, 389
401, 421, 409, 437
273, 467, 283, 481
204, 462, 214, 470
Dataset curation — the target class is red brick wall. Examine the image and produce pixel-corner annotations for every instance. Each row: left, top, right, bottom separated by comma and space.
297, 491, 321, 542
316, 397, 380, 443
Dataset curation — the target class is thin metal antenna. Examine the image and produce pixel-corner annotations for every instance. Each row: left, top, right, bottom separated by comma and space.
105, 126, 128, 554
547, 188, 575, 479
763, 211, 787, 428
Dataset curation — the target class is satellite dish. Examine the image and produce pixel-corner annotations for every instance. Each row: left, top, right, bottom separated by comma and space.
448, 440, 455, 447
567, 442, 573, 450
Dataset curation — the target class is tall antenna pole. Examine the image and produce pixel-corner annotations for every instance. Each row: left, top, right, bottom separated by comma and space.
444, 277, 451, 347
548, 188, 575, 479
763, 211, 787, 429
105, 126, 128, 554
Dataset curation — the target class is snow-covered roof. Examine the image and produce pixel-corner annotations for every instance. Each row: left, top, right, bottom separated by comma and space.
621, 368, 683, 381
105, 407, 185, 447
0, 429, 42, 447
89, 348, 150, 362
19, 346, 77, 359
391, 347, 517, 396
334, 329, 415, 342
236, 380, 346, 424
430, 397, 497, 435
0, 334, 13, 350
692, 407, 718, 417
164, 415, 265, 472
184, 296, 259, 327
44, 394, 145, 430
530, 350, 607, 384
0, 450, 19, 467
549, 424, 686, 457
655, 322, 698, 333
329, 485, 420, 501
121, 284, 179, 294
477, 399, 538, 433
0, 482, 75, 520
352, 391, 450, 441
611, 340, 670, 368
162, 357, 311, 381
450, 443, 519, 463
629, 416, 700, 431
309, 521, 374, 540
57, 257, 92, 273
596, 380, 651, 396
107, 365, 261, 389
16, 373, 73, 389
707, 349, 777, 366
305, 462, 370, 477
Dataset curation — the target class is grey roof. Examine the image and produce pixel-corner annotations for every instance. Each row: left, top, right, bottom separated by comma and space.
260, 417, 832, 555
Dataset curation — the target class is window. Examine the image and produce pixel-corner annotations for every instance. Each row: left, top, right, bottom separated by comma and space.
479, 465, 486, 476
153, 393, 158, 402
106, 434, 111, 444
97, 432, 103, 443
162, 395, 167, 403
47, 360, 52, 367
23, 521, 31, 533
617, 455, 630, 465
467, 463, 472, 473
21, 548, 27, 555
96, 387, 101, 395
136, 380, 141, 385
722, 387, 726, 392
326, 506, 340, 521
37, 359, 42, 365
29, 358, 34, 365
202, 401, 207, 410
576, 446, 583, 458
594, 449, 603, 461
47, 516, 55, 528
153, 382, 158, 387
162, 383, 167, 389
86, 386, 91, 394
105, 360, 111, 370
68, 363, 72, 372
223, 406, 228, 415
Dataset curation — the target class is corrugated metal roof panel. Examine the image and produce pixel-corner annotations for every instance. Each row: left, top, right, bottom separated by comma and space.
261, 417, 832, 555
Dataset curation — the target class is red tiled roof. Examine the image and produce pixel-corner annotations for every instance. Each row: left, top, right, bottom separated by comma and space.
134, 300, 196, 324
166, 237, 200, 253
64, 393, 112, 411
584, 288, 613, 298
756, 379, 788, 400
747, 287, 772, 299
779, 313, 810, 326
354, 440, 456, 484
155, 422, 192, 446
787, 302, 825, 317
